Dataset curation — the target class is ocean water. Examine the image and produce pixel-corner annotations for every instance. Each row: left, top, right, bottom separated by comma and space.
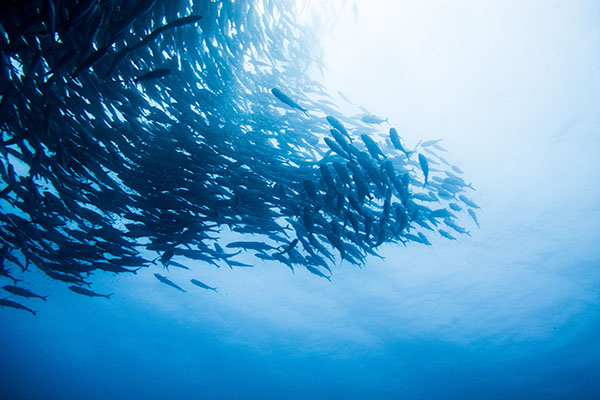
1, 1, 599, 399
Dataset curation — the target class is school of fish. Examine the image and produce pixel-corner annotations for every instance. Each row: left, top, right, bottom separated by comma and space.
0, 0, 479, 314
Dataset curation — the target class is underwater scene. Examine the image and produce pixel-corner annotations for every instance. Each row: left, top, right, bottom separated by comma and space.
1, 0, 599, 398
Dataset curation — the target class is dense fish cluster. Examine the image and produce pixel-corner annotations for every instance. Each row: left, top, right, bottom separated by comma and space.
0, 0, 479, 314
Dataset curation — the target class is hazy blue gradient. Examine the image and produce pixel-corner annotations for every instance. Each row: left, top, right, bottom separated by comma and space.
1, 1, 599, 399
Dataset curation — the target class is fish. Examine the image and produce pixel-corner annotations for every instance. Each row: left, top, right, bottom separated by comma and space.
421, 139, 442, 147
154, 273, 186, 292
271, 88, 308, 114
326, 116, 351, 139
68, 286, 112, 299
133, 68, 171, 83
168, 261, 190, 270
389, 128, 411, 158
360, 134, 385, 161
2, 285, 48, 301
0, 298, 36, 315
305, 265, 331, 281
418, 153, 429, 186
438, 229, 457, 240
459, 195, 480, 209
226, 241, 275, 252
360, 114, 388, 124
276, 238, 299, 255
225, 260, 254, 268
468, 208, 480, 228
324, 137, 350, 159
190, 279, 218, 292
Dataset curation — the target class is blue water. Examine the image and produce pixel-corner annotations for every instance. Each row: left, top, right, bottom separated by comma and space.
2, 1, 600, 399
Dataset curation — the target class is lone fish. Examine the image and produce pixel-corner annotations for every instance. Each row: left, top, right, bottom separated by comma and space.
154, 273, 186, 292
190, 279, 218, 292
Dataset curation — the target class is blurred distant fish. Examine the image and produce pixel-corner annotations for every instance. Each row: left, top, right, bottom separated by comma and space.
271, 88, 308, 115
337, 90, 353, 104
68, 286, 112, 299
418, 153, 429, 186
154, 273, 186, 292
468, 208, 480, 228
190, 279, 217, 292
133, 68, 171, 83
421, 139, 442, 147
360, 114, 388, 124
306, 265, 331, 281
459, 195, 480, 209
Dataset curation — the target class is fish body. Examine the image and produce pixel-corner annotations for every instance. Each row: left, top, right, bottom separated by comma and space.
226, 241, 274, 252
360, 134, 385, 161
389, 128, 411, 158
326, 116, 350, 139
225, 260, 253, 268
153, 273, 186, 292
418, 153, 429, 186
271, 88, 308, 114
459, 195, 480, 209
0, 298, 36, 315
277, 238, 299, 255
468, 208, 480, 228
360, 115, 388, 124
324, 137, 350, 159
421, 139, 442, 147
68, 285, 112, 298
438, 229, 457, 240
305, 265, 331, 281
133, 68, 171, 83
2, 285, 48, 301
190, 279, 217, 291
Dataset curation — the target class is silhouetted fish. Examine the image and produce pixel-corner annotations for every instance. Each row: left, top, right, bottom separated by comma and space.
2, 285, 48, 301
154, 274, 186, 292
0, 298, 36, 315
190, 279, 217, 292
271, 88, 308, 114
68, 286, 112, 299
